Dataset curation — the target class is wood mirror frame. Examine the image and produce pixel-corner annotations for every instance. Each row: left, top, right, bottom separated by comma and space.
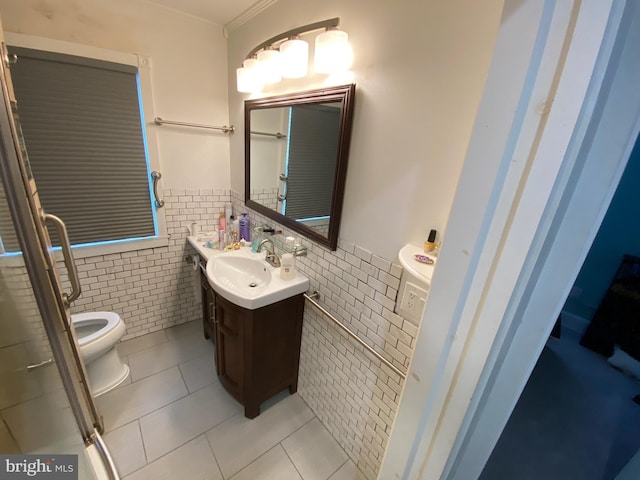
244, 84, 356, 250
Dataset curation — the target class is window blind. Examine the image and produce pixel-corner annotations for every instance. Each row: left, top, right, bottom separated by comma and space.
285, 104, 340, 220
7, 46, 155, 248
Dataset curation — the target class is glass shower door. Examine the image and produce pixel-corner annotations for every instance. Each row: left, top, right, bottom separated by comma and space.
0, 17, 117, 478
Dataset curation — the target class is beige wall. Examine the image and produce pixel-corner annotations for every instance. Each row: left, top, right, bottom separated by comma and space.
227, 0, 503, 260
0, 0, 231, 190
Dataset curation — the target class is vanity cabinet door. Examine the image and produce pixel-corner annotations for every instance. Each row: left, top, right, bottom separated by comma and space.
215, 293, 245, 402
199, 264, 216, 344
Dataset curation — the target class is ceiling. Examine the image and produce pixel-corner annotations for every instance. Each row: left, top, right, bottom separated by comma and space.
142, 0, 273, 27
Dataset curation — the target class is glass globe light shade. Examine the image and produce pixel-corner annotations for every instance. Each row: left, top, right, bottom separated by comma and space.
257, 49, 282, 84
280, 37, 309, 79
314, 29, 352, 74
236, 58, 263, 93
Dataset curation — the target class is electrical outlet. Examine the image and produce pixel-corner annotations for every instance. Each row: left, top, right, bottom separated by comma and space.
402, 281, 428, 317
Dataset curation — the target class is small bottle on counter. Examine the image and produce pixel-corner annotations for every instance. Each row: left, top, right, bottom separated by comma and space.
424, 229, 437, 253
218, 228, 225, 251
280, 253, 296, 280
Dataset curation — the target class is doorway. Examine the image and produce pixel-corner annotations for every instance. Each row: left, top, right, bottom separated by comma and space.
478, 132, 640, 479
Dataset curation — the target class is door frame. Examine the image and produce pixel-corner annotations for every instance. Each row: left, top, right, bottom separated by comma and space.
380, 0, 640, 478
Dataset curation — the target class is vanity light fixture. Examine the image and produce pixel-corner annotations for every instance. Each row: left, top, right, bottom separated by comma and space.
280, 36, 308, 79
237, 57, 263, 93
256, 48, 281, 84
314, 28, 352, 74
236, 17, 351, 93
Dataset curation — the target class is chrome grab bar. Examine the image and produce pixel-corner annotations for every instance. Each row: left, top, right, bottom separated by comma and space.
151, 170, 164, 208
92, 429, 120, 480
303, 291, 407, 379
42, 212, 81, 305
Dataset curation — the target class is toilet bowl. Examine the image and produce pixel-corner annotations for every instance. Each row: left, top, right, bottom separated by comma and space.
71, 311, 129, 397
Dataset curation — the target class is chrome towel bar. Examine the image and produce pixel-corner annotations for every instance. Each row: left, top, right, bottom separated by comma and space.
154, 116, 234, 134
250, 130, 287, 139
303, 291, 407, 380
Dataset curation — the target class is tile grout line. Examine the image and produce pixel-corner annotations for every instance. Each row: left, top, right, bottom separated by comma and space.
203, 431, 227, 479
227, 443, 291, 480
280, 441, 305, 480
135, 404, 241, 469
326, 459, 350, 480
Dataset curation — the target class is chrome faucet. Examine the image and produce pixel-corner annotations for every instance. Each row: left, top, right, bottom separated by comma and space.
256, 238, 281, 267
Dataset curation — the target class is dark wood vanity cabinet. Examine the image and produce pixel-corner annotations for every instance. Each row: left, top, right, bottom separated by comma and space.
198, 253, 305, 418
214, 292, 305, 418
199, 261, 216, 346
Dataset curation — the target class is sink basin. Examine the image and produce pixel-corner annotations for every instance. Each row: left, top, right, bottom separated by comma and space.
206, 249, 309, 310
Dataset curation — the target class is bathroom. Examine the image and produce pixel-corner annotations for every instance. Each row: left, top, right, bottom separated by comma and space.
2, 0, 637, 479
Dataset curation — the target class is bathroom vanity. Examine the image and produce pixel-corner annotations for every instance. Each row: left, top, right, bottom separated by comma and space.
190, 237, 308, 418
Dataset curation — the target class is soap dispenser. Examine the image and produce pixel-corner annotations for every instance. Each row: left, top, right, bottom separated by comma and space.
280, 253, 296, 280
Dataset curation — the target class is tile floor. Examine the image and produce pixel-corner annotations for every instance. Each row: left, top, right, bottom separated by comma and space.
101, 320, 365, 480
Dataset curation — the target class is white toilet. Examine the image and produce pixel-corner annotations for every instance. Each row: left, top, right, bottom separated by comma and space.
71, 311, 129, 397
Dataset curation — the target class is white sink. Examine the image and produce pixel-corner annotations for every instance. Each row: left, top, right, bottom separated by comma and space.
206, 248, 309, 310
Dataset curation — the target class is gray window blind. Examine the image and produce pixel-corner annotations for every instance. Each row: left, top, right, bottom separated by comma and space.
285, 104, 340, 220
7, 46, 155, 247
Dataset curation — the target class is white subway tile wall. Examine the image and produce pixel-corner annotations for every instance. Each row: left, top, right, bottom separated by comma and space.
57, 189, 230, 340
7, 188, 417, 477
250, 187, 279, 211
231, 191, 417, 478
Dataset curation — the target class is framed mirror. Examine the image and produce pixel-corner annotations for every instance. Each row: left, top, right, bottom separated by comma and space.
244, 84, 356, 250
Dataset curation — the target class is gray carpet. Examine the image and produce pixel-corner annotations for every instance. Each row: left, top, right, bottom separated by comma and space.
479, 332, 640, 480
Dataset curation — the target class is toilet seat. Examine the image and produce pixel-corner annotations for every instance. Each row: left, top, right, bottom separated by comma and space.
71, 311, 125, 364
72, 311, 121, 345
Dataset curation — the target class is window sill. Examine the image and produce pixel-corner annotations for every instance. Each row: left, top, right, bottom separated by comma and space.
69, 236, 170, 260
0, 236, 171, 267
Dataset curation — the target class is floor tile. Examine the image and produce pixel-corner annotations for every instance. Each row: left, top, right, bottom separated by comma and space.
179, 352, 216, 393
140, 382, 241, 461
124, 435, 222, 480
2, 389, 79, 453
96, 367, 187, 432
283, 418, 349, 480
117, 330, 168, 357
0, 342, 62, 410
229, 445, 302, 480
0, 416, 19, 453
103, 421, 146, 477
165, 320, 202, 341
207, 393, 314, 478
128, 333, 213, 381
328, 461, 367, 480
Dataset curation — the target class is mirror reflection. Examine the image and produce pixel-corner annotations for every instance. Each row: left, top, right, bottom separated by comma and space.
250, 102, 341, 236
245, 84, 356, 250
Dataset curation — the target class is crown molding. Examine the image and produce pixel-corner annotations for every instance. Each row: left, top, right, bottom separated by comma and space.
224, 0, 278, 36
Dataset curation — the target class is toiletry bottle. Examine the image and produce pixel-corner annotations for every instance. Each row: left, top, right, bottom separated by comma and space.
228, 215, 235, 237
239, 213, 250, 242
219, 211, 226, 232
280, 253, 296, 280
218, 228, 225, 251
232, 216, 240, 236
225, 204, 232, 226
425, 229, 437, 253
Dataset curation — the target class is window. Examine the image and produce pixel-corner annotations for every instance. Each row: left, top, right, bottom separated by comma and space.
3, 43, 161, 254
284, 104, 340, 221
